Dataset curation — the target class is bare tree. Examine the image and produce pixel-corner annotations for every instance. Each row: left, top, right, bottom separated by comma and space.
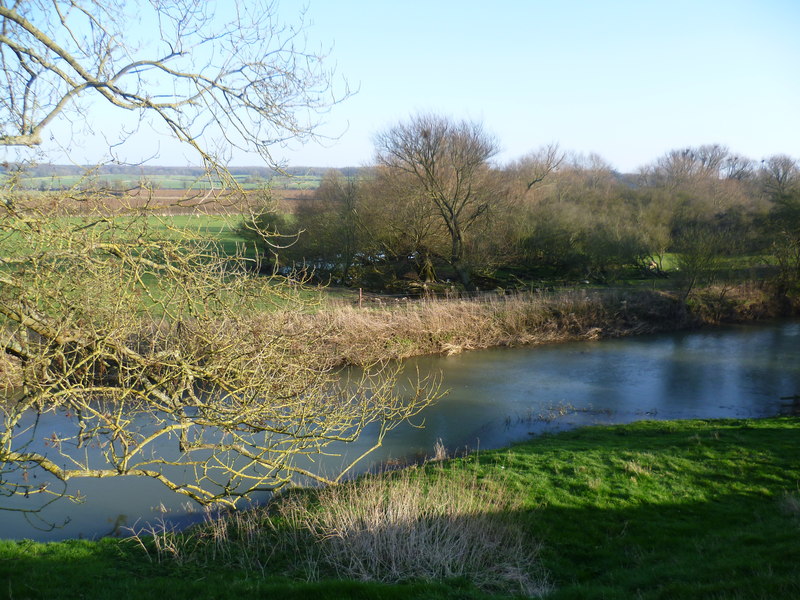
0, 2, 438, 517
760, 154, 799, 199
359, 166, 447, 282
374, 114, 499, 288
507, 143, 565, 195
721, 154, 755, 181
0, 0, 347, 169
645, 144, 730, 190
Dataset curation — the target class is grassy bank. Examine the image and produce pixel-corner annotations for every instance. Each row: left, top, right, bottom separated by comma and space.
2, 417, 799, 599
303, 281, 797, 366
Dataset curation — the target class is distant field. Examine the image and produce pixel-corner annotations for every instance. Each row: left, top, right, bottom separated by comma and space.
115, 188, 313, 214
7, 187, 312, 216
14, 173, 322, 191
148, 213, 257, 258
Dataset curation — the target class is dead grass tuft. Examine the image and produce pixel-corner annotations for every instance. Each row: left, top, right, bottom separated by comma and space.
779, 491, 800, 519
282, 465, 551, 596
622, 459, 652, 477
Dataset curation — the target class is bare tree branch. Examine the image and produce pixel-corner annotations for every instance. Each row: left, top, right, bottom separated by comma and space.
0, 2, 438, 519
0, 1, 350, 170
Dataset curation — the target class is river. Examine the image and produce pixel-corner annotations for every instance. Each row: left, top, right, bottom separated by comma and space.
2, 320, 799, 541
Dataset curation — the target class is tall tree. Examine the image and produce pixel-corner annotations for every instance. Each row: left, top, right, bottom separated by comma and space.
374, 114, 499, 288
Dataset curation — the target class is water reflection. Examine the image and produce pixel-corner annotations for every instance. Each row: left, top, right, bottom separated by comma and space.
2, 321, 799, 541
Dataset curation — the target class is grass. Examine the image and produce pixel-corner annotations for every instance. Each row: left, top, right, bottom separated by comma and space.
145, 213, 259, 258
2, 417, 799, 599
504, 418, 800, 599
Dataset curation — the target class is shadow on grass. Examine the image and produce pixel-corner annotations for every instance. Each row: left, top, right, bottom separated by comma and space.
471, 418, 800, 598
4, 492, 798, 600
0, 536, 491, 600
534, 493, 800, 599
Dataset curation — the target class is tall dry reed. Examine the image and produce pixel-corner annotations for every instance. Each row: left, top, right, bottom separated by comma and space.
301, 288, 699, 367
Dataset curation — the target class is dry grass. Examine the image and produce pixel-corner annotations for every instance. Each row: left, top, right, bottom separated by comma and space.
129, 461, 551, 596
5, 282, 779, 390
779, 491, 800, 519
622, 459, 652, 477
304, 288, 696, 367
432, 438, 448, 461
280, 464, 550, 596
297, 282, 794, 368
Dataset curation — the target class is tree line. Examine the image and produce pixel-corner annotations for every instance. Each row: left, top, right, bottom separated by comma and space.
242, 114, 800, 294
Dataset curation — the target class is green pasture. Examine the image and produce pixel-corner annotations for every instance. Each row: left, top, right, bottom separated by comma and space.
147, 214, 256, 257
0, 212, 332, 314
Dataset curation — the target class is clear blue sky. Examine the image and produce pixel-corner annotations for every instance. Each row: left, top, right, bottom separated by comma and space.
16, 0, 800, 173
265, 0, 800, 172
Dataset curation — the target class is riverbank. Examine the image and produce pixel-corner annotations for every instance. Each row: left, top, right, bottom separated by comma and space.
3, 416, 799, 599
1, 281, 795, 391
301, 281, 799, 367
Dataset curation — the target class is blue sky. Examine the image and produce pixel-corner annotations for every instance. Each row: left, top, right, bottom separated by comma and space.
14, 0, 800, 173
268, 0, 800, 172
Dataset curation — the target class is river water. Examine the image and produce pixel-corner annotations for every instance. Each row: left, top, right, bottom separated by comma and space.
2, 320, 799, 541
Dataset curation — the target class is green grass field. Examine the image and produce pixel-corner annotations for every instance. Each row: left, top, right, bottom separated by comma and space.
2, 417, 798, 599
147, 214, 256, 257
